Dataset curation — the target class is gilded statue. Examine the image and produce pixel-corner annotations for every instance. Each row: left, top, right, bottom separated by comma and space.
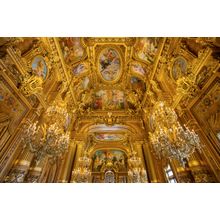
176, 72, 198, 98
20, 74, 43, 97
150, 79, 161, 95
78, 90, 93, 112
126, 90, 139, 108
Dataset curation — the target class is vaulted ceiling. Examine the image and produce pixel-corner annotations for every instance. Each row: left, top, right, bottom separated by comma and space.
57, 37, 162, 113
1, 37, 220, 182
0, 37, 220, 143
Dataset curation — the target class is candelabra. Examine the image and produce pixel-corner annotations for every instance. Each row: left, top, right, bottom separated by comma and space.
149, 101, 203, 166
72, 152, 92, 183
72, 136, 93, 183
128, 151, 148, 183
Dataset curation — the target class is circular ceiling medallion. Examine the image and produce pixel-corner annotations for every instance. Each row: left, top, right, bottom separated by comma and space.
98, 47, 122, 83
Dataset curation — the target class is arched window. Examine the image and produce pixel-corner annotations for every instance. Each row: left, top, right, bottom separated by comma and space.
164, 164, 177, 183
104, 170, 115, 183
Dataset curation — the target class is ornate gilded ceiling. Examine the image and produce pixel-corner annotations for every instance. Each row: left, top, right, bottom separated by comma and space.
0, 37, 220, 183
56, 37, 162, 115
1, 37, 220, 144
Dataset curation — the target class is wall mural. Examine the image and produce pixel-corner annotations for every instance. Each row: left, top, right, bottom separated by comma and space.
134, 37, 160, 63
172, 57, 188, 80
93, 90, 125, 110
95, 133, 124, 141
93, 150, 127, 172
98, 48, 121, 82
59, 37, 85, 64
32, 56, 47, 79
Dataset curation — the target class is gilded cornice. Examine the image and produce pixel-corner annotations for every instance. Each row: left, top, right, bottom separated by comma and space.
49, 37, 77, 105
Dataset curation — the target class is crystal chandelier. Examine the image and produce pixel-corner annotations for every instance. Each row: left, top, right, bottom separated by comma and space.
23, 122, 70, 163
22, 103, 70, 163
128, 151, 148, 183
149, 101, 203, 166
72, 152, 92, 183
126, 136, 148, 183
72, 136, 92, 183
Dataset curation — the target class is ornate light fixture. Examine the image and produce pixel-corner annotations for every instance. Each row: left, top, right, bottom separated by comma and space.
126, 136, 148, 183
128, 151, 148, 183
23, 122, 70, 163
72, 136, 93, 183
72, 152, 92, 183
22, 102, 70, 163
149, 101, 203, 166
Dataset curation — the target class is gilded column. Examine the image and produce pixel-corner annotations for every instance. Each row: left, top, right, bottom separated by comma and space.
4, 148, 34, 182
25, 161, 43, 183
188, 151, 217, 182
0, 105, 43, 181
70, 141, 84, 182
180, 111, 219, 182
142, 141, 158, 183
171, 160, 194, 183
58, 140, 77, 183
134, 141, 146, 170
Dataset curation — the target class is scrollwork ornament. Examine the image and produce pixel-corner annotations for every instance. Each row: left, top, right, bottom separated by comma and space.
20, 74, 43, 97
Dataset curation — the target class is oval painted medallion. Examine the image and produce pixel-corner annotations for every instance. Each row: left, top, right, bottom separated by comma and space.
99, 48, 121, 82
32, 56, 47, 80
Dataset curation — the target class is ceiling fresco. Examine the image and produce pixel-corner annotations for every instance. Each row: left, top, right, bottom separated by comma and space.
98, 47, 121, 82
1, 37, 220, 183
59, 37, 86, 65
94, 133, 124, 141
57, 37, 163, 114
133, 37, 160, 63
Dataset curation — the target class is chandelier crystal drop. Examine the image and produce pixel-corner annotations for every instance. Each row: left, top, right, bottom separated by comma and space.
23, 122, 70, 163
22, 103, 70, 163
149, 101, 203, 166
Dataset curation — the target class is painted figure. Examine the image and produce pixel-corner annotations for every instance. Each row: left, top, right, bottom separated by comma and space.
172, 57, 188, 80
60, 37, 85, 64
93, 150, 127, 172
131, 63, 147, 76
72, 63, 88, 75
134, 38, 159, 63
32, 56, 47, 79
93, 90, 125, 110
99, 48, 121, 81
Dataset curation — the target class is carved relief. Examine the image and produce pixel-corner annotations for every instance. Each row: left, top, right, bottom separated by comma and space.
0, 78, 27, 130
1, 37, 220, 183
20, 74, 43, 97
